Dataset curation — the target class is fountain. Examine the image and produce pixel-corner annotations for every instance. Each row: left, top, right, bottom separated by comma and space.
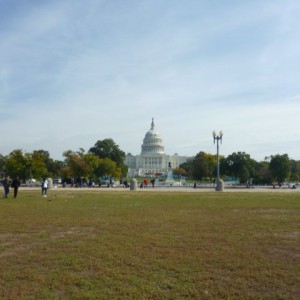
165, 162, 175, 186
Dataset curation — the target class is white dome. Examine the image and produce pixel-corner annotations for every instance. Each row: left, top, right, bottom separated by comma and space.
141, 118, 165, 154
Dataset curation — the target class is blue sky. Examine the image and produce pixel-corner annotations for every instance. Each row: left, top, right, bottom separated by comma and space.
1, 0, 299, 161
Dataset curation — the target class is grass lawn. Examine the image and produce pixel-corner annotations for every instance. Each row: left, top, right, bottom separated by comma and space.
0, 190, 299, 299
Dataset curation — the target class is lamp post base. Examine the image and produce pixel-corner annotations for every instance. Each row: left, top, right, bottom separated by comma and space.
215, 179, 224, 192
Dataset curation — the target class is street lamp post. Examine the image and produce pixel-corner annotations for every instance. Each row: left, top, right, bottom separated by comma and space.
213, 130, 223, 191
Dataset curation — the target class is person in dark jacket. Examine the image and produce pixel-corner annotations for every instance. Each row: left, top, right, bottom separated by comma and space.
11, 176, 21, 198
2, 175, 10, 198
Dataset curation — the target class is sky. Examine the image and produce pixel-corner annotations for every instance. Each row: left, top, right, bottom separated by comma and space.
1, 0, 300, 161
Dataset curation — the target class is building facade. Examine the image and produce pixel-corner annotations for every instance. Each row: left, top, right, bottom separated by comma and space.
125, 119, 192, 177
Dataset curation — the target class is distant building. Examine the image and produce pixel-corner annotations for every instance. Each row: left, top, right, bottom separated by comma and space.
125, 118, 192, 177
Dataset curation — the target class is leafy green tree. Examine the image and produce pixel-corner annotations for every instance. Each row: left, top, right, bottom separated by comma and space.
88, 139, 128, 178
61, 166, 73, 181
179, 159, 193, 177
269, 154, 290, 183
63, 149, 100, 180
219, 157, 227, 179
0, 154, 6, 176
254, 161, 272, 184
89, 139, 128, 177
32, 150, 64, 178
240, 166, 250, 183
205, 153, 218, 181
224, 152, 256, 183
63, 149, 94, 178
83, 153, 100, 178
95, 158, 119, 178
3, 150, 28, 180
289, 159, 300, 182
47, 159, 64, 178
32, 150, 51, 165
89, 139, 125, 167
63, 150, 90, 179
173, 167, 188, 177
27, 151, 48, 179
192, 152, 210, 181
3, 150, 51, 181
120, 163, 128, 178
191, 152, 218, 181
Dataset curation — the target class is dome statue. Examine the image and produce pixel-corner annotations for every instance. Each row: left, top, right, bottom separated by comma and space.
141, 118, 165, 154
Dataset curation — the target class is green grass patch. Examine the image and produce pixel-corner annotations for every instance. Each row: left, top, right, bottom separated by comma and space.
0, 190, 299, 299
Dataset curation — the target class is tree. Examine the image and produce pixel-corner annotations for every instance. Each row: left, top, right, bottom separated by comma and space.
224, 152, 256, 183
32, 150, 51, 165
27, 151, 48, 179
192, 152, 209, 181
47, 159, 64, 178
240, 166, 250, 183
191, 152, 218, 181
63, 149, 101, 180
95, 158, 120, 178
89, 139, 125, 167
61, 166, 73, 181
254, 161, 272, 184
0, 154, 6, 176
3, 149, 53, 181
192, 154, 206, 181
173, 167, 188, 177
63, 150, 91, 179
179, 160, 193, 177
205, 153, 217, 181
83, 153, 100, 175
3, 150, 28, 180
89, 139, 128, 177
289, 159, 300, 182
32, 150, 64, 178
269, 154, 290, 183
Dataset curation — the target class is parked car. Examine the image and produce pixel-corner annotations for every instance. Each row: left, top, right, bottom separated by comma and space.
99, 176, 116, 187
53, 178, 62, 185
26, 178, 38, 187
288, 183, 297, 189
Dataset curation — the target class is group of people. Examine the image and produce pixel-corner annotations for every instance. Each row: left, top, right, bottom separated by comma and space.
2, 176, 49, 198
140, 178, 155, 188
2, 175, 21, 198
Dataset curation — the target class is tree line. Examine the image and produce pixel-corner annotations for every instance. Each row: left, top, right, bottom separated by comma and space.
1, 139, 299, 184
176, 151, 299, 184
0, 139, 128, 183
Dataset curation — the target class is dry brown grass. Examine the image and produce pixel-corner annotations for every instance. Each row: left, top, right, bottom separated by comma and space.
0, 190, 299, 299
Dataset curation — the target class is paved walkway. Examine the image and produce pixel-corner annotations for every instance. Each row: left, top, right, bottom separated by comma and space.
19, 186, 300, 193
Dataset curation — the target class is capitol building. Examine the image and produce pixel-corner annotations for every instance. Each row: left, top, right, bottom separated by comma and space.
125, 119, 192, 177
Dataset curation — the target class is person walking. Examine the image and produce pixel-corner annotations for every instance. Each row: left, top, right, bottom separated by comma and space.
41, 178, 48, 197
151, 178, 155, 188
11, 176, 21, 198
143, 178, 149, 188
3, 175, 10, 198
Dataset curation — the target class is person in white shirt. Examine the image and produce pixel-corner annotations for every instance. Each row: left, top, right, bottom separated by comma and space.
41, 178, 48, 197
